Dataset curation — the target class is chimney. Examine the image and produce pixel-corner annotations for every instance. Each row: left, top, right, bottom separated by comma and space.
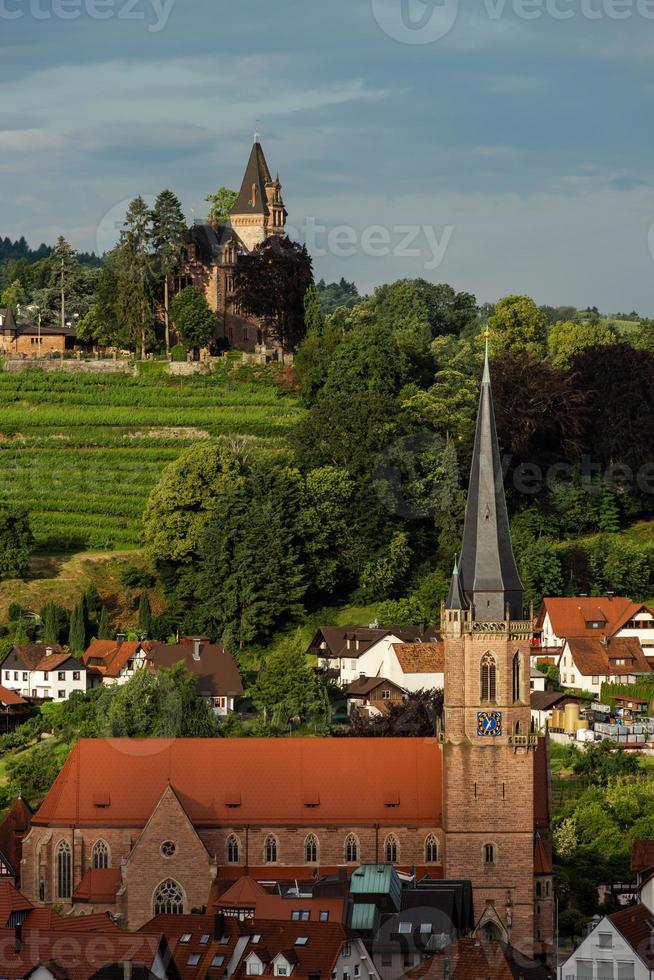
214, 911, 226, 940
193, 639, 202, 661
14, 921, 22, 954
123, 963, 133, 980
116, 633, 126, 649
45, 646, 53, 658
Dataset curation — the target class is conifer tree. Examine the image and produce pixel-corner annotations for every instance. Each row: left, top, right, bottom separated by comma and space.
138, 592, 152, 637
151, 190, 187, 357
98, 606, 111, 641
68, 602, 86, 655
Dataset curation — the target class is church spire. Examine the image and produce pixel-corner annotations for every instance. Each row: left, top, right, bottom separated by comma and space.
445, 555, 468, 611
457, 335, 524, 622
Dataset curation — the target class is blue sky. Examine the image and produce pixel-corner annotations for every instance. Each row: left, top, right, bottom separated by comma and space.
1, 0, 653, 312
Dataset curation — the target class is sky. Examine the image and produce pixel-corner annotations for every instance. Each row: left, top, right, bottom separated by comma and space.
1, 0, 654, 313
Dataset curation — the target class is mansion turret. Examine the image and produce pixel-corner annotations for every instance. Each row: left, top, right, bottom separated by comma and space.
174, 137, 288, 355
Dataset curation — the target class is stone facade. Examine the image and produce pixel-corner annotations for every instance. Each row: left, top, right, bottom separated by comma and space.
173, 139, 288, 356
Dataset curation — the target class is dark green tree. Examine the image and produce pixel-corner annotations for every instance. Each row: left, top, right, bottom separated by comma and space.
205, 187, 238, 224
233, 236, 313, 353
151, 190, 187, 357
116, 197, 155, 358
138, 591, 152, 637
97, 606, 110, 641
0, 507, 33, 581
170, 286, 215, 357
40, 601, 68, 645
68, 601, 87, 655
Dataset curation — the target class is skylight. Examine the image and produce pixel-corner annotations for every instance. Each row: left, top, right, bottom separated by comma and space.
180, 933, 192, 944
295, 937, 309, 947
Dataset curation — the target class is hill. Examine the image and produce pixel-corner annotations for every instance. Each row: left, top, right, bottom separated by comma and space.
0, 360, 303, 553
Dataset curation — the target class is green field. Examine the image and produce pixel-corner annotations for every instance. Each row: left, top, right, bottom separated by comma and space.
0, 362, 303, 552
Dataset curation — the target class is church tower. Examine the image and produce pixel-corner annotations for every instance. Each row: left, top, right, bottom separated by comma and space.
229, 135, 287, 252
442, 338, 540, 955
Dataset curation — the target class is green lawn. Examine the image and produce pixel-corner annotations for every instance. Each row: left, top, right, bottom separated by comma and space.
0, 362, 303, 552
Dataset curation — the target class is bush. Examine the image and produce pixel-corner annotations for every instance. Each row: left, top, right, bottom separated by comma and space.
171, 344, 187, 362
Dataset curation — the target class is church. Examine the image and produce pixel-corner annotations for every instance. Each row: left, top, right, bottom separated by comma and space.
173, 137, 288, 354
19, 344, 554, 959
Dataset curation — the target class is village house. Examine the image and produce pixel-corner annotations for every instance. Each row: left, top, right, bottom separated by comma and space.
84, 637, 150, 687
212, 875, 347, 923
0, 684, 31, 732
343, 676, 406, 718
559, 853, 654, 980
309, 627, 442, 690
537, 596, 654, 657
139, 910, 376, 980
0, 307, 76, 356
556, 635, 653, 696
84, 636, 243, 715
2, 643, 87, 702
175, 137, 288, 356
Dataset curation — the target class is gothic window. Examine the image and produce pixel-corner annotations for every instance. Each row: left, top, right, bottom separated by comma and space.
425, 834, 439, 864
344, 834, 359, 863
56, 840, 72, 900
305, 834, 319, 863
480, 652, 497, 702
92, 840, 110, 869
161, 841, 176, 858
514, 721, 521, 736
226, 834, 240, 864
483, 843, 495, 866
385, 835, 398, 864
153, 878, 184, 916
512, 652, 521, 702
265, 835, 278, 864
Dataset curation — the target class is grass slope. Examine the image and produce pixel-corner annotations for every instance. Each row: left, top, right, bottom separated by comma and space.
0, 361, 303, 552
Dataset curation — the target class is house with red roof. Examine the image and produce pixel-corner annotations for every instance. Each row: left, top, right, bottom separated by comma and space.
556, 636, 654, 696
84, 638, 151, 688
537, 596, 654, 657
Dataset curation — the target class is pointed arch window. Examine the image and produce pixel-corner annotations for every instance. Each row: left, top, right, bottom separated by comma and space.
305, 834, 319, 864
265, 835, 278, 864
344, 834, 359, 863
56, 840, 72, 900
480, 652, 497, 703
425, 834, 439, 864
226, 834, 240, 864
153, 878, 184, 916
385, 834, 398, 864
92, 839, 110, 870
512, 652, 521, 703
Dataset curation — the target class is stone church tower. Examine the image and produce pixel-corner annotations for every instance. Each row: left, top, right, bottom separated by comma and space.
442, 339, 547, 956
229, 135, 287, 252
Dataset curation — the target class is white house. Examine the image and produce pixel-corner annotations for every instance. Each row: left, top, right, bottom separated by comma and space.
83, 638, 150, 688
538, 596, 654, 657
2, 644, 87, 702
559, 905, 653, 979
556, 636, 653, 697
309, 627, 442, 690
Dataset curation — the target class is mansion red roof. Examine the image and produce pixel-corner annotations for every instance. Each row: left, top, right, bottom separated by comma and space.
33, 738, 442, 828
538, 596, 650, 640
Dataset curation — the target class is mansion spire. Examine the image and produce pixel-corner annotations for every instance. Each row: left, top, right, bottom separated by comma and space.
454, 338, 524, 622
229, 137, 287, 251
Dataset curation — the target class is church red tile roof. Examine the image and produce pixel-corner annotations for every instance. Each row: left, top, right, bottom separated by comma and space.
73, 867, 123, 903
33, 738, 442, 828
0, 879, 33, 927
